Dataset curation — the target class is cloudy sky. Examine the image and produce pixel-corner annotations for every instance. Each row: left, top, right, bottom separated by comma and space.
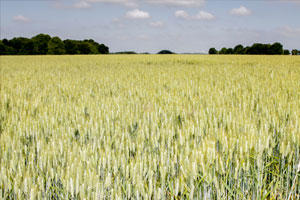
1, 0, 299, 53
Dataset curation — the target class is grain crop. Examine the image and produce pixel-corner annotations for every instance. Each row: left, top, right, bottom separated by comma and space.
0, 55, 299, 199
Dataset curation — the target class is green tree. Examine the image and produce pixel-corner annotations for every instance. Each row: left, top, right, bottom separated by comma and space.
283, 49, 290, 55
219, 48, 228, 54
248, 43, 264, 54
81, 40, 109, 54
0, 34, 110, 55
114, 51, 137, 54
6, 37, 35, 55
98, 44, 109, 54
47, 37, 65, 55
0, 40, 6, 55
32, 34, 51, 54
64, 40, 78, 54
208, 48, 218, 54
0, 39, 14, 55
77, 42, 91, 54
2, 39, 9, 46
233, 44, 244, 54
270, 42, 283, 55
247, 43, 274, 55
227, 48, 234, 54
83, 40, 98, 54
157, 50, 175, 54
18, 38, 34, 55
23, 40, 34, 55
291, 49, 298, 55
6, 37, 21, 54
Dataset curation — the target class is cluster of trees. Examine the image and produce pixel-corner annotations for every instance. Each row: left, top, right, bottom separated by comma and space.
113, 51, 138, 54
157, 50, 175, 54
209, 43, 297, 55
0, 34, 109, 55
291, 49, 299, 55
112, 50, 174, 54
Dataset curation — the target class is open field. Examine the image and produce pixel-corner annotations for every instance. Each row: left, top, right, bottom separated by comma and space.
0, 55, 300, 199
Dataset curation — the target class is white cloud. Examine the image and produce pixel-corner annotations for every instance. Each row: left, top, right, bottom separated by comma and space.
126, 9, 150, 19
194, 11, 215, 20
73, 1, 91, 8
86, 0, 205, 7
146, 0, 205, 7
175, 10, 189, 19
150, 21, 164, 27
87, 0, 137, 7
230, 6, 252, 16
13, 15, 30, 23
175, 10, 214, 20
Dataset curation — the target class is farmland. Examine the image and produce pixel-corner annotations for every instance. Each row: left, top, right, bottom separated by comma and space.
0, 55, 300, 199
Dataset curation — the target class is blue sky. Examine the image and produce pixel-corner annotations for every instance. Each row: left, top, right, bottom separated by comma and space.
1, 0, 299, 53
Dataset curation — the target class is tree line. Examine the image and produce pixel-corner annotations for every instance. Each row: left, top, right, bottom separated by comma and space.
113, 50, 174, 54
209, 43, 299, 55
0, 34, 109, 55
1, 35, 299, 56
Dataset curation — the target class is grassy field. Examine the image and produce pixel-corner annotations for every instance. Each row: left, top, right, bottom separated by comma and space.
0, 55, 300, 199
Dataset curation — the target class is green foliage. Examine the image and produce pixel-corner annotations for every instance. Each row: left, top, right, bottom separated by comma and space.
113, 51, 137, 54
227, 48, 234, 54
233, 44, 244, 54
157, 50, 175, 54
48, 37, 65, 55
219, 47, 228, 54
270, 42, 283, 55
77, 42, 93, 54
32, 34, 51, 55
63, 40, 79, 55
97, 44, 109, 54
292, 49, 299, 55
283, 49, 290, 55
0, 41, 6, 55
216, 42, 287, 55
0, 34, 109, 55
0, 39, 14, 55
208, 48, 218, 54
1, 37, 34, 55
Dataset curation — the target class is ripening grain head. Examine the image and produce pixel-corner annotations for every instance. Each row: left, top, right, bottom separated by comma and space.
0, 55, 299, 199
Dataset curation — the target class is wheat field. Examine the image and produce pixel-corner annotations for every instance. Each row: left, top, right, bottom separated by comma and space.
0, 55, 299, 199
